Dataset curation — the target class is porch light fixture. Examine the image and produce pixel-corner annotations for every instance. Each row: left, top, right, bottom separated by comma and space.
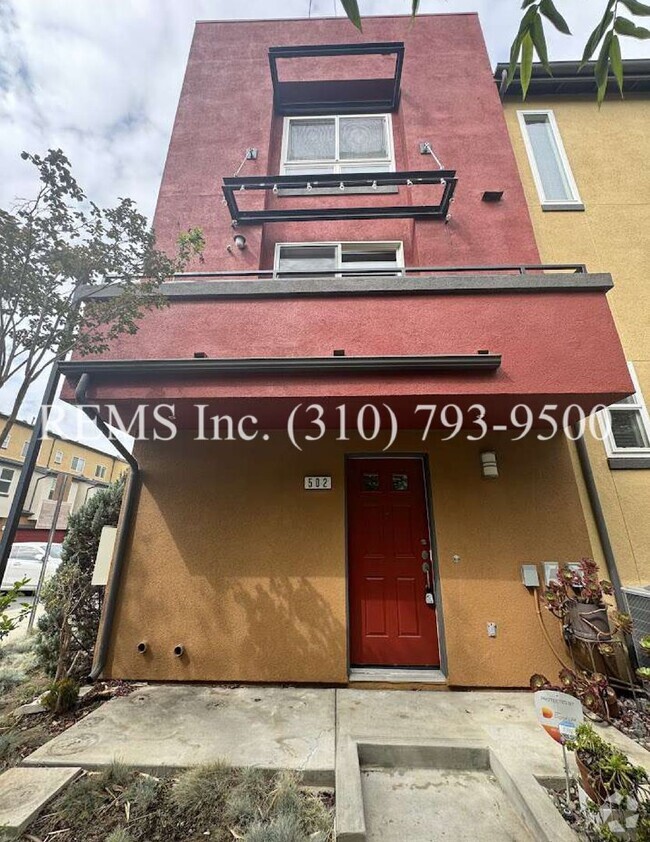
233, 234, 247, 250
480, 450, 499, 479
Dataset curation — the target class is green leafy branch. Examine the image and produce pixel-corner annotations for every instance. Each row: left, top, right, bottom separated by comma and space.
337, 0, 650, 103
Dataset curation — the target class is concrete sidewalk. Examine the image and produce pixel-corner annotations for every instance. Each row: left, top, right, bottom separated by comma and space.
23, 685, 336, 785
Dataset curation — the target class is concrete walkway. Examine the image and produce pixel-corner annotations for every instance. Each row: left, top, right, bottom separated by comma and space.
21, 685, 649, 782
23, 685, 336, 785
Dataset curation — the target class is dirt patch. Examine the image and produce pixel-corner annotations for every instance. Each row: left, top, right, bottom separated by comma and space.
20, 764, 334, 842
0, 680, 135, 773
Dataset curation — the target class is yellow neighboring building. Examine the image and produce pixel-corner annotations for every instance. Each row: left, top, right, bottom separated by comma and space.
497, 61, 650, 596
0, 413, 128, 533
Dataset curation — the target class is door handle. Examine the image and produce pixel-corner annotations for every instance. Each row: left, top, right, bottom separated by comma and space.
422, 562, 435, 607
421, 561, 432, 590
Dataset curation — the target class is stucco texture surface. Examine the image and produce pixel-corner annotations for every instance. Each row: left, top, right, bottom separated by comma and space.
502, 97, 650, 586
103, 430, 594, 687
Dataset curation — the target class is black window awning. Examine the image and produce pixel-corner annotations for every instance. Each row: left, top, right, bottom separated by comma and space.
222, 170, 457, 225
269, 42, 404, 115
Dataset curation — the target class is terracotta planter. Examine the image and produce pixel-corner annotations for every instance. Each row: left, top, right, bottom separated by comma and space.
576, 753, 607, 805
566, 601, 611, 642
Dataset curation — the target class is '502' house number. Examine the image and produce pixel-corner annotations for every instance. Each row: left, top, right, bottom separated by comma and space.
304, 476, 332, 490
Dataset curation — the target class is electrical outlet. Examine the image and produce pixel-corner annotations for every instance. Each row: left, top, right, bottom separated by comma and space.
487, 622, 497, 638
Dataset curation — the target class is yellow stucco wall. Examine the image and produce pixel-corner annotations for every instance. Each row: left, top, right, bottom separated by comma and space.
502, 96, 650, 586
0, 416, 127, 483
104, 430, 592, 687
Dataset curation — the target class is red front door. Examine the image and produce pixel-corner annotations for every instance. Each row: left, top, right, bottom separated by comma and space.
347, 457, 440, 668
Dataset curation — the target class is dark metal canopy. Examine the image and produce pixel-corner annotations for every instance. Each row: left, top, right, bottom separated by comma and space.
222, 170, 457, 225
59, 353, 501, 379
269, 42, 404, 115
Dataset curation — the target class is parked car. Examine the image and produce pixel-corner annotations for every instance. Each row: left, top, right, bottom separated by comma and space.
0, 542, 63, 593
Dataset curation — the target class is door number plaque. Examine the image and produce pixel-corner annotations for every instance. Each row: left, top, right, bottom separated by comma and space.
304, 476, 332, 490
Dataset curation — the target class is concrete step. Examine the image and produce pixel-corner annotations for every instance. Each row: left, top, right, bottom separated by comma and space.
0, 765, 81, 838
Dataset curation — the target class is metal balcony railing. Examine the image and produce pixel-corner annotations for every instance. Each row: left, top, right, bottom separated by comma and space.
174, 263, 588, 281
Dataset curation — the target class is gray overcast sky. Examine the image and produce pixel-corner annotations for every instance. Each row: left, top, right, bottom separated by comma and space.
1, 0, 648, 451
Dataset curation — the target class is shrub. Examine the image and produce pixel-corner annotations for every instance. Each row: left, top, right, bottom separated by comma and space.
35, 476, 124, 679
41, 677, 79, 713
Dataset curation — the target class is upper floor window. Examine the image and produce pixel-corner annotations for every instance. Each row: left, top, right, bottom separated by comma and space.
600, 363, 650, 464
95, 464, 107, 480
281, 115, 394, 175
70, 456, 85, 472
275, 241, 403, 278
0, 434, 9, 449
53, 450, 63, 464
0, 467, 15, 496
21, 441, 30, 458
517, 110, 583, 211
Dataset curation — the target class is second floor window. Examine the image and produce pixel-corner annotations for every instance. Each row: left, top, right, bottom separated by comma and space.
0, 434, 9, 449
0, 467, 14, 496
95, 464, 107, 479
281, 114, 394, 175
21, 441, 30, 458
54, 450, 63, 464
71, 456, 85, 472
275, 241, 403, 277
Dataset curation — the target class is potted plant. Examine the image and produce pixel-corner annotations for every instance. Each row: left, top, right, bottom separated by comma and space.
637, 666, 650, 691
542, 558, 614, 642
639, 635, 650, 657
566, 723, 649, 805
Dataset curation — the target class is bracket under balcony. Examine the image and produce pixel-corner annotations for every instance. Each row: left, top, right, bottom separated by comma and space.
222, 170, 458, 225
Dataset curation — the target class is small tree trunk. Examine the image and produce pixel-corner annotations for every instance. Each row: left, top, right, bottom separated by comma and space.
0, 375, 35, 449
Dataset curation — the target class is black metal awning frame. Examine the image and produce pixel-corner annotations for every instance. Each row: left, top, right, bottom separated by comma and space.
222, 170, 457, 225
269, 42, 404, 115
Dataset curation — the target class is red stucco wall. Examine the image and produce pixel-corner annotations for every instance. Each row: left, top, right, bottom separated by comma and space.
154, 14, 540, 271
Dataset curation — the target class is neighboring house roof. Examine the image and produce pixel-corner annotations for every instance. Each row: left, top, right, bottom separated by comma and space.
0, 412, 127, 463
494, 59, 650, 97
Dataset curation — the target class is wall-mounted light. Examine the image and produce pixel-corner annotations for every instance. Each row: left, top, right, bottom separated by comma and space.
233, 234, 247, 250
480, 450, 499, 479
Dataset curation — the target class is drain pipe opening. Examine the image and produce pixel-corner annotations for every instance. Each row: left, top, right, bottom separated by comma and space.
136, 641, 148, 654
173, 645, 185, 658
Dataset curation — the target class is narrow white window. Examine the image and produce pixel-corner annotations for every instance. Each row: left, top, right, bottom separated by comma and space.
0, 467, 15, 496
0, 434, 10, 450
274, 241, 403, 278
21, 441, 30, 458
95, 464, 107, 479
518, 110, 583, 211
281, 114, 394, 176
53, 450, 63, 464
600, 363, 650, 465
70, 456, 85, 472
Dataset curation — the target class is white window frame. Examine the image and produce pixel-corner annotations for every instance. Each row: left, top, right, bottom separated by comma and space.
21, 441, 30, 458
517, 109, 584, 211
599, 363, 650, 459
0, 434, 10, 450
273, 241, 404, 278
280, 114, 395, 175
70, 456, 85, 473
53, 450, 63, 465
95, 464, 107, 480
0, 467, 15, 496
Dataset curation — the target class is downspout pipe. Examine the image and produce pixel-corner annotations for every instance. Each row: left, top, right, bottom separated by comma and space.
573, 430, 624, 608
74, 373, 140, 681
